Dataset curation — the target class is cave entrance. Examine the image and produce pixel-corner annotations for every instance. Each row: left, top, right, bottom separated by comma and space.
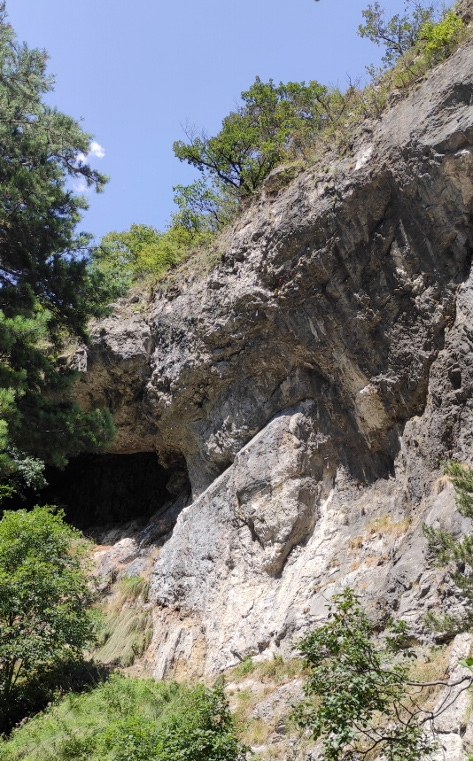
13, 452, 182, 531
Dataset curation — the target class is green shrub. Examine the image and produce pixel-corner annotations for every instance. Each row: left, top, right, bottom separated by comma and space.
90, 223, 196, 288
232, 657, 255, 678
420, 9, 465, 63
0, 506, 95, 733
424, 461, 473, 632
0, 676, 247, 761
293, 588, 435, 761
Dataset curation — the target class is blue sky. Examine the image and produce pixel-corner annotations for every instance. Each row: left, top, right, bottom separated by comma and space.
6, 0, 407, 241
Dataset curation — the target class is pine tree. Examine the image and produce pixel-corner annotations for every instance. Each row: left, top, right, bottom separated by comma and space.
0, 2, 113, 489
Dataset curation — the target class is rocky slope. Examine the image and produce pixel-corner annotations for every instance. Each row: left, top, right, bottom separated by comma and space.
76, 32, 473, 759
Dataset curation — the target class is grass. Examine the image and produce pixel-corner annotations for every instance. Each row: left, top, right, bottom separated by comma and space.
241, 718, 270, 747
229, 654, 304, 685
0, 676, 183, 761
117, 574, 150, 602
0, 676, 243, 761
256, 655, 304, 683
348, 515, 411, 567
232, 688, 273, 750
232, 656, 256, 678
408, 646, 451, 710
227, 655, 306, 755
93, 608, 153, 667
91, 575, 153, 668
366, 514, 411, 537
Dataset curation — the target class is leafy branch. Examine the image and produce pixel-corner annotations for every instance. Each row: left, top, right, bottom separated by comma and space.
293, 588, 471, 761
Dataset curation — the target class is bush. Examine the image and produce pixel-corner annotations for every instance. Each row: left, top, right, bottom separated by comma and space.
420, 9, 464, 63
89, 208, 220, 290
424, 461, 473, 632
293, 588, 435, 761
0, 675, 247, 761
0, 506, 95, 733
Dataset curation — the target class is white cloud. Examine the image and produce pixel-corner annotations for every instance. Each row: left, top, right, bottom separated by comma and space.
89, 141, 105, 159
76, 141, 105, 165
72, 141, 105, 194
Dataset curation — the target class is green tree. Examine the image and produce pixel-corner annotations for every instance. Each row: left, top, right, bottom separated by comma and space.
97, 683, 247, 761
173, 77, 331, 197
0, 506, 95, 732
92, 180, 237, 289
172, 180, 237, 234
93, 221, 199, 286
292, 588, 471, 761
358, 1, 437, 66
0, 2, 114, 486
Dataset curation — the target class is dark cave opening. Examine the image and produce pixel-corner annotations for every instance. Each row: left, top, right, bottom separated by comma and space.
6, 452, 186, 531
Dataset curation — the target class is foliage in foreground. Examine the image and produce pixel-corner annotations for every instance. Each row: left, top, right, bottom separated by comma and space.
0, 2, 114, 493
0, 507, 95, 733
0, 675, 247, 761
293, 588, 437, 761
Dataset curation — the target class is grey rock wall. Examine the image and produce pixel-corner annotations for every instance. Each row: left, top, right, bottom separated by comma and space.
77, 37, 473, 756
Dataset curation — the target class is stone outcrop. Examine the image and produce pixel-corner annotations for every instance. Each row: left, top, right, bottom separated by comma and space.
77, 32, 473, 759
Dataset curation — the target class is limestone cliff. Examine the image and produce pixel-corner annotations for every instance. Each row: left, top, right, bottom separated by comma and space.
76, 32, 473, 758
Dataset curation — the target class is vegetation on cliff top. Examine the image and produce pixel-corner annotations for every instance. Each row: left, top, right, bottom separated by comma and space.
0, 2, 472, 760
90, 0, 468, 291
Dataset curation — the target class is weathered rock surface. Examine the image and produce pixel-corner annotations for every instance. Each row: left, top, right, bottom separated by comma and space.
77, 34, 473, 760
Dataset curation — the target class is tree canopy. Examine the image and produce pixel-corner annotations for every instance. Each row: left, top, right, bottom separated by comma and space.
0, 506, 95, 732
173, 77, 335, 197
0, 2, 114, 490
358, 1, 438, 66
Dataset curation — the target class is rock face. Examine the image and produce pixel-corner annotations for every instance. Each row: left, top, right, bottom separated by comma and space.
77, 35, 473, 755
